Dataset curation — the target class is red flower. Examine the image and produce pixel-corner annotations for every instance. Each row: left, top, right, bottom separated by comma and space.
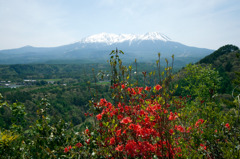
195, 119, 204, 127
115, 144, 124, 151
116, 129, 121, 136
145, 86, 151, 91
120, 117, 132, 124
169, 115, 174, 121
176, 125, 185, 132
131, 88, 137, 95
64, 147, 69, 153
96, 113, 102, 120
85, 129, 89, 134
128, 124, 141, 131
186, 126, 192, 133
169, 129, 174, 135
200, 144, 207, 150
64, 145, 72, 153
155, 84, 162, 91
75, 142, 83, 148
138, 87, 143, 94
225, 123, 230, 130
121, 84, 125, 89
117, 114, 123, 120
113, 83, 119, 88
86, 139, 90, 144
109, 137, 115, 145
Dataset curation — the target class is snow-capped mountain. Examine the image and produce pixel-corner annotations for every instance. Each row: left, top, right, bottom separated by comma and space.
81, 32, 171, 45
0, 32, 214, 66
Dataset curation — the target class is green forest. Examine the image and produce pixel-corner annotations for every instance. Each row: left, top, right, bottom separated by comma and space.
1, 44, 240, 158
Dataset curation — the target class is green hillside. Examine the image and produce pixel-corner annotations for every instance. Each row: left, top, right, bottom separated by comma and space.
1, 47, 240, 158
199, 44, 239, 64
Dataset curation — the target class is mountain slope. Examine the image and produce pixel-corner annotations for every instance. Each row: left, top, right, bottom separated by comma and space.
199, 44, 239, 64
199, 45, 240, 81
175, 44, 240, 95
0, 32, 214, 66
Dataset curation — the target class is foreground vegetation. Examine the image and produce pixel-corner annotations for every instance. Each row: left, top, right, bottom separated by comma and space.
1, 45, 240, 158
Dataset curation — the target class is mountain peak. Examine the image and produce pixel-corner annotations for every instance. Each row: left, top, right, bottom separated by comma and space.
22, 45, 34, 48
81, 32, 171, 45
141, 32, 171, 41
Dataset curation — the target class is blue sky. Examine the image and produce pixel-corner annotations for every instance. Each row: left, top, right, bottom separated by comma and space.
0, 0, 239, 50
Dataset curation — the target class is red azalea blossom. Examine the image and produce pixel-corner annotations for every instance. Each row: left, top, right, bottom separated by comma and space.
200, 144, 207, 150
86, 139, 90, 144
91, 86, 211, 158
138, 87, 144, 94
75, 142, 83, 148
145, 86, 151, 91
176, 125, 185, 132
96, 113, 102, 120
109, 137, 115, 145
225, 123, 230, 130
64, 145, 72, 153
169, 115, 174, 121
186, 126, 192, 133
115, 144, 124, 151
117, 114, 123, 120
131, 88, 137, 95
64, 147, 69, 153
155, 84, 162, 91
116, 129, 121, 136
85, 129, 89, 134
195, 119, 204, 127
169, 112, 177, 121
120, 117, 132, 124
113, 84, 119, 88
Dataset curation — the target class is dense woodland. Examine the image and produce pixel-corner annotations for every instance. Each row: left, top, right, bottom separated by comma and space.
0, 61, 178, 128
0, 45, 240, 158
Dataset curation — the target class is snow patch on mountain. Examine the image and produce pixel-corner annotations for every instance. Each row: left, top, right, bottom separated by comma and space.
81, 32, 171, 45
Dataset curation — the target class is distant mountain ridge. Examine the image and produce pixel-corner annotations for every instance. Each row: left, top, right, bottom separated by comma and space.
81, 32, 171, 45
0, 32, 214, 66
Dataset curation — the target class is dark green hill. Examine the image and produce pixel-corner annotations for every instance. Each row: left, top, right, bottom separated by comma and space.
199, 45, 240, 81
199, 44, 239, 64
200, 45, 240, 94
175, 44, 240, 95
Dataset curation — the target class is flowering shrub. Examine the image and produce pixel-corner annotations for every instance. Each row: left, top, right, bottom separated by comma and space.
1, 49, 240, 158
